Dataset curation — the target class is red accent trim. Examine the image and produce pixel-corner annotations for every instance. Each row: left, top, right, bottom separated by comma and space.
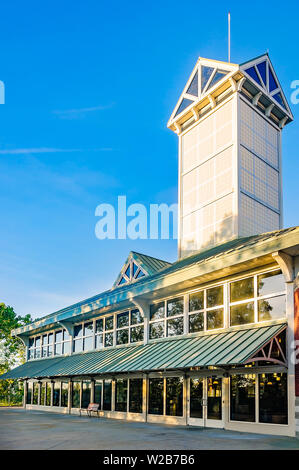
295, 288, 299, 396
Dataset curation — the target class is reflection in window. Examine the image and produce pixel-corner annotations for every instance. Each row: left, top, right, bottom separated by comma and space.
148, 378, 164, 415
189, 312, 204, 333
103, 380, 112, 411
46, 382, 51, 406
190, 378, 203, 418
189, 291, 204, 312
130, 326, 144, 343
26, 382, 33, 405
167, 317, 184, 337
41, 382, 46, 405
150, 303, 165, 321
117, 329, 129, 345
167, 298, 184, 317
129, 378, 143, 413
149, 321, 164, 339
258, 270, 284, 296
230, 277, 254, 302
207, 377, 222, 420
230, 302, 254, 326
33, 383, 39, 405
53, 382, 60, 407
72, 381, 81, 408
258, 295, 286, 321
166, 377, 183, 417
81, 381, 91, 409
95, 380, 102, 408
230, 375, 255, 422
207, 286, 223, 308
115, 379, 128, 412
61, 382, 68, 408
259, 373, 287, 424
207, 308, 223, 330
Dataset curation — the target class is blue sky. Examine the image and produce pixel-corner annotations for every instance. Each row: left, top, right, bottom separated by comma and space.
0, 0, 299, 319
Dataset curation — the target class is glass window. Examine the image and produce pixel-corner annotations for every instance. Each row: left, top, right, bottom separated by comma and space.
130, 326, 144, 343
258, 270, 284, 296
42, 335, 48, 345
46, 382, 51, 406
149, 321, 164, 339
166, 377, 183, 417
129, 378, 143, 413
63, 330, 70, 341
117, 312, 129, 328
207, 308, 223, 330
167, 297, 184, 317
72, 381, 81, 408
167, 317, 184, 337
230, 302, 254, 326
258, 295, 286, 321
230, 277, 254, 302
32, 383, 39, 405
95, 334, 103, 349
29, 338, 34, 348
84, 335, 94, 351
81, 381, 91, 409
74, 324, 83, 338
53, 382, 60, 407
35, 336, 41, 348
73, 338, 83, 353
105, 316, 114, 331
103, 380, 112, 410
189, 312, 204, 333
207, 377, 222, 420
259, 373, 287, 424
84, 322, 93, 336
26, 382, 32, 404
189, 291, 204, 312
116, 329, 129, 345
230, 375, 255, 422
130, 309, 143, 325
104, 332, 113, 347
55, 343, 62, 355
96, 319, 103, 333
48, 345, 53, 357
48, 333, 53, 344
55, 330, 62, 343
63, 341, 70, 354
115, 379, 128, 412
148, 378, 164, 415
95, 380, 102, 408
150, 302, 165, 321
40, 382, 45, 405
207, 286, 223, 308
61, 382, 68, 407
190, 378, 203, 418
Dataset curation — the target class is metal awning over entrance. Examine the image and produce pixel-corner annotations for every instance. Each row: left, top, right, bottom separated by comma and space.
0, 323, 286, 380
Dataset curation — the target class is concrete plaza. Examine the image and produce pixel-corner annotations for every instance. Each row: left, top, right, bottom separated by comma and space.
0, 407, 299, 450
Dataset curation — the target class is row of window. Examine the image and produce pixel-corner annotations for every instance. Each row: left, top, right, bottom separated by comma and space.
28, 269, 285, 359
26, 372, 288, 425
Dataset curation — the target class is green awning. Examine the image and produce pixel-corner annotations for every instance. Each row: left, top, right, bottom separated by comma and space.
0, 323, 286, 380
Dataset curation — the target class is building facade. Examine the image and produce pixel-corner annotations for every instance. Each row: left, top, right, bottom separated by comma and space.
1, 54, 299, 438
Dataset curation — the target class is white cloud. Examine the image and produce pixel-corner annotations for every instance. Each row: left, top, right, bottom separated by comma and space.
53, 103, 115, 119
0, 147, 113, 155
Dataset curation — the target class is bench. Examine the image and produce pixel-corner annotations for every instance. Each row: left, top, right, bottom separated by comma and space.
79, 403, 100, 417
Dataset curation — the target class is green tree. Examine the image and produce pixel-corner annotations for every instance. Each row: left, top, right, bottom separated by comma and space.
0, 303, 32, 405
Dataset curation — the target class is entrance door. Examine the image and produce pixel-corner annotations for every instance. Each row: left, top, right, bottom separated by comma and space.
188, 376, 223, 428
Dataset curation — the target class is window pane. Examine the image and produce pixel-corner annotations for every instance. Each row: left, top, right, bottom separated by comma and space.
207, 286, 223, 308
42, 347, 48, 358
207, 377, 222, 420
33, 383, 39, 404
26, 383, 33, 405
42, 335, 48, 345
167, 317, 184, 337
103, 380, 112, 410
63, 341, 70, 354
190, 378, 203, 418
48, 333, 53, 344
130, 309, 143, 325
48, 345, 53, 357
116, 329, 129, 345
35, 336, 41, 348
61, 382, 68, 408
105, 316, 114, 331
84, 335, 94, 351
258, 295, 286, 321
150, 302, 165, 321
84, 322, 94, 336
230, 277, 254, 302
189, 312, 204, 333
104, 332, 113, 347
81, 381, 91, 409
35, 348, 41, 359
55, 330, 62, 343
207, 308, 223, 330
148, 378, 164, 415
40, 383, 46, 405
95, 380, 102, 408
259, 373, 287, 424
166, 377, 183, 416
130, 326, 144, 343
73, 338, 83, 353
167, 297, 184, 317
149, 321, 164, 339
63, 330, 70, 341
258, 270, 284, 296
117, 312, 129, 328
230, 302, 254, 326
53, 382, 60, 407
95, 334, 103, 349
230, 375, 255, 422
46, 382, 51, 406
55, 343, 62, 355
96, 319, 103, 333
115, 379, 128, 412
74, 324, 83, 338
29, 338, 34, 348
189, 291, 204, 312
72, 382, 81, 408
129, 378, 143, 413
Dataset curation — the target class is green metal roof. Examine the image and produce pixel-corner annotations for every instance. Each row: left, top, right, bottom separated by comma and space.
1, 323, 286, 380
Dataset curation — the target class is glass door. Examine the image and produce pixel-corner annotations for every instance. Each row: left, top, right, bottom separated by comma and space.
206, 376, 223, 427
188, 377, 204, 426
188, 376, 223, 428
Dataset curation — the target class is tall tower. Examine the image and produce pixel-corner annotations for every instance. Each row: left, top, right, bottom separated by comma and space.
168, 54, 293, 258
